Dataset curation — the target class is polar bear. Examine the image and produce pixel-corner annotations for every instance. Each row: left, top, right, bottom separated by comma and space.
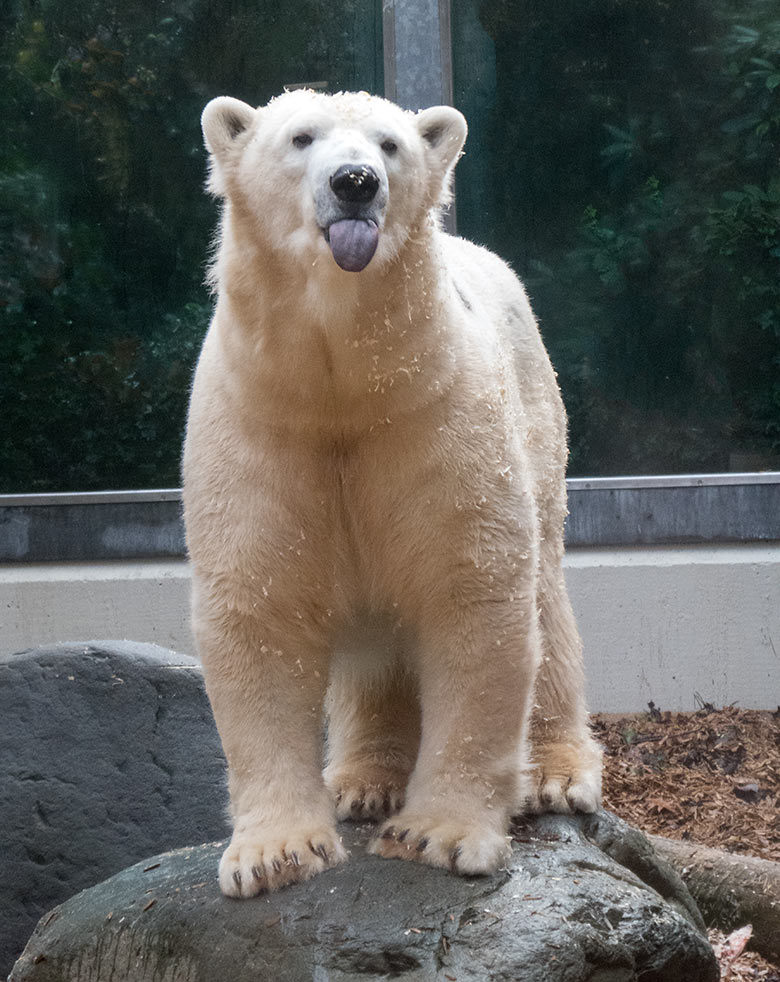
183, 89, 602, 899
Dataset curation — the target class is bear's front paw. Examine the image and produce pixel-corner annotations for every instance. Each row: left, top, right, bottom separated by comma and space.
369, 810, 512, 876
218, 824, 348, 898
325, 765, 408, 822
526, 738, 603, 815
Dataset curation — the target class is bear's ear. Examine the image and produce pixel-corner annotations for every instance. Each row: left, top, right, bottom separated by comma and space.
201, 97, 258, 157
415, 106, 467, 175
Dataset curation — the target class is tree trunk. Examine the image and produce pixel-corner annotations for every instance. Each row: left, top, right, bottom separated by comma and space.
649, 835, 780, 963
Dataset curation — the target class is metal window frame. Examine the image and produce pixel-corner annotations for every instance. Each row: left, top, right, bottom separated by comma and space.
1, 3, 777, 563
383, 0, 453, 110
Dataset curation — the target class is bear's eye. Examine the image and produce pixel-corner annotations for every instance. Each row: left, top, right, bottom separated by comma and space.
381, 139, 398, 155
292, 133, 314, 149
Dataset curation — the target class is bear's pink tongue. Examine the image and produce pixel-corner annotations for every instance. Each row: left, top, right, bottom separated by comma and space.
327, 219, 379, 272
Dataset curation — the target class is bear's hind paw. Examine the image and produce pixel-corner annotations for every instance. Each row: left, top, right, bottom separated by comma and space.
526, 739, 603, 815
325, 765, 408, 822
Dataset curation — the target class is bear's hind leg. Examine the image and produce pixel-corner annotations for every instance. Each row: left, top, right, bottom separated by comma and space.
324, 633, 420, 822
528, 553, 602, 815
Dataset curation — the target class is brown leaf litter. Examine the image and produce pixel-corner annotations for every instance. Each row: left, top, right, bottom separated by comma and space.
593, 704, 780, 980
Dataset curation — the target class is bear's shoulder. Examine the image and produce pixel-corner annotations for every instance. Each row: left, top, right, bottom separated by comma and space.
440, 232, 534, 325
442, 234, 525, 294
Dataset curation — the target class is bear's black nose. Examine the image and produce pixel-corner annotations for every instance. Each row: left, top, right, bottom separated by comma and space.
330, 164, 380, 203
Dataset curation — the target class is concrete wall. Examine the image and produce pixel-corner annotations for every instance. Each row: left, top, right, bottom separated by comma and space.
565, 544, 780, 712
1, 544, 778, 712
0, 560, 193, 659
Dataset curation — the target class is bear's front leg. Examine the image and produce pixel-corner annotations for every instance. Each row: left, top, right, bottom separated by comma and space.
370, 593, 540, 875
193, 577, 347, 898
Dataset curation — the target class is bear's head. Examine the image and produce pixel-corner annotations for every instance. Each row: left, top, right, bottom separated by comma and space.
201, 90, 467, 275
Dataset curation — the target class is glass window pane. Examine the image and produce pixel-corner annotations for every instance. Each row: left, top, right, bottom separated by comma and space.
1, 0, 382, 492
452, 0, 780, 476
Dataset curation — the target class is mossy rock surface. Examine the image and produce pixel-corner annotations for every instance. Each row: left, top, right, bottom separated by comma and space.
10, 812, 718, 982
0, 642, 228, 977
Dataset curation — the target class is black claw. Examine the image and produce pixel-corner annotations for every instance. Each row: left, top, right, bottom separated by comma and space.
311, 842, 329, 861
232, 869, 242, 888
398, 828, 410, 842
289, 851, 301, 867
381, 825, 397, 840
271, 859, 282, 874
449, 846, 462, 871
416, 837, 429, 853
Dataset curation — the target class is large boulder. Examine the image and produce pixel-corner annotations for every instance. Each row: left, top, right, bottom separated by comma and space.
10, 812, 718, 982
0, 642, 229, 977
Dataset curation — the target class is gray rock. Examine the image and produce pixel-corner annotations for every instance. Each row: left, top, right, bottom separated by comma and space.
0, 642, 229, 978
10, 812, 718, 982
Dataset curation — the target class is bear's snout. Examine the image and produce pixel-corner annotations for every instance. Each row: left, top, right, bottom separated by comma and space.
330, 164, 380, 204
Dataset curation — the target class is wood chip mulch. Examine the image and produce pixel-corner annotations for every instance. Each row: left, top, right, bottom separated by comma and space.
592, 703, 780, 980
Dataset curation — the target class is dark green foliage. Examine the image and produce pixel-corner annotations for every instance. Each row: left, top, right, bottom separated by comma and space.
0, 0, 382, 491
454, 0, 780, 475
4, 0, 778, 488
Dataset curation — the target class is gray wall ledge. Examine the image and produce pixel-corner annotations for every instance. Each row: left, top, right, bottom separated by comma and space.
566, 473, 780, 548
0, 491, 185, 563
1, 474, 778, 563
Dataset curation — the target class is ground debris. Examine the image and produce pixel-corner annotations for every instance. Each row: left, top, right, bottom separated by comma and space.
593, 706, 780, 980
709, 926, 779, 981
593, 706, 779, 863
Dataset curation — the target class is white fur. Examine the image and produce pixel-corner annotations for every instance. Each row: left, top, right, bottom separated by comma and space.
183, 90, 601, 898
